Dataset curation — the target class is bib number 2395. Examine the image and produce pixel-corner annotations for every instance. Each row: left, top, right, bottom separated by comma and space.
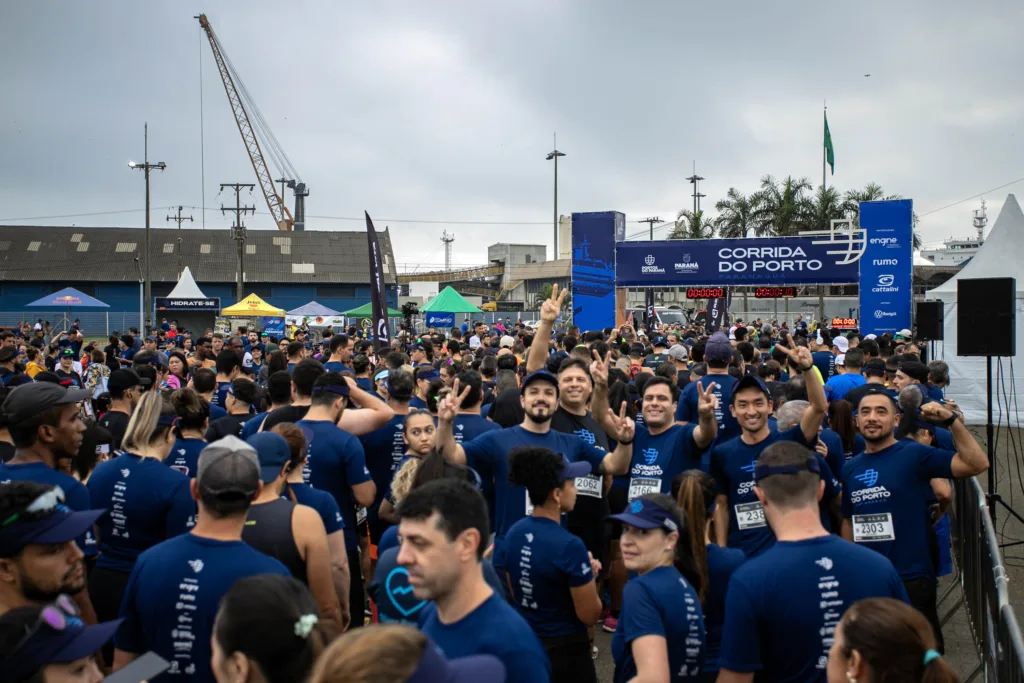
852, 513, 895, 542
628, 478, 661, 501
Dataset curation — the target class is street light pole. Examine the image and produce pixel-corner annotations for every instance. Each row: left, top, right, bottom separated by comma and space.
546, 135, 566, 261
129, 123, 166, 335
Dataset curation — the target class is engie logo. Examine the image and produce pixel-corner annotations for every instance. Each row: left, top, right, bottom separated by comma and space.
869, 237, 898, 246
642, 255, 665, 274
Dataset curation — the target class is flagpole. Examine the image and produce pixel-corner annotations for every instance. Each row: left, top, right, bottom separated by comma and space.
822, 101, 827, 191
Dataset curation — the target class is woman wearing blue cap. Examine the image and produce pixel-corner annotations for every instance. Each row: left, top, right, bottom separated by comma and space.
607, 493, 706, 682
0, 594, 144, 683
504, 447, 602, 683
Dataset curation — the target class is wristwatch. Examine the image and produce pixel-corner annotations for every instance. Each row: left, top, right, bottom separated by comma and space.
938, 411, 960, 428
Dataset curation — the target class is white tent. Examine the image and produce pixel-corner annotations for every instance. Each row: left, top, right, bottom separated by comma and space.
927, 194, 1024, 425
167, 267, 209, 299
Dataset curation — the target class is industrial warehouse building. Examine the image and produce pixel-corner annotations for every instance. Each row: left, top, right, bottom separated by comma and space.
0, 226, 398, 334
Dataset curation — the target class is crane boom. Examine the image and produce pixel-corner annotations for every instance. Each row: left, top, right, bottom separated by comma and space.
198, 14, 294, 231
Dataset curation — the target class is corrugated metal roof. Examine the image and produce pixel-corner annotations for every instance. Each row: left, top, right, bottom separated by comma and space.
0, 225, 397, 285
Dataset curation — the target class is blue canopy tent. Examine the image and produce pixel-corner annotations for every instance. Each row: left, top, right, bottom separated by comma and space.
27, 287, 110, 332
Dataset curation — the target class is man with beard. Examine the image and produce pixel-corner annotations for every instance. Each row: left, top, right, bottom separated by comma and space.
841, 387, 988, 652
435, 358, 635, 584
0, 482, 105, 615
710, 338, 828, 558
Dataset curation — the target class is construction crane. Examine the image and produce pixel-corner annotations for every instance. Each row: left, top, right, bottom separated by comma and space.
197, 14, 307, 230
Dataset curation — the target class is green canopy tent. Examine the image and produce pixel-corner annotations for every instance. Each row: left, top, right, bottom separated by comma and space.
340, 302, 403, 317
419, 286, 483, 327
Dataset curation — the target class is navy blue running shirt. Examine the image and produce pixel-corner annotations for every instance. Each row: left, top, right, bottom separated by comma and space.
460, 426, 607, 569
611, 565, 705, 682
719, 535, 907, 683
676, 375, 740, 443
504, 516, 595, 638
419, 593, 551, 683
115, 533, 289, 682
841, 440, 955, 581
623, 423, 703, 501
167, 437, 206, 478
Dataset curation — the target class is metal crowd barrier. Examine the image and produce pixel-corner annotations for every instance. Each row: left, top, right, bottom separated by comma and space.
946, 477, 1024, 681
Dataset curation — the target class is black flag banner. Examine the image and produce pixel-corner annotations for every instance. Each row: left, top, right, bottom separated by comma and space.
364, 212, 391, 351
645, 288, 656, 330
708, 295, 728, 332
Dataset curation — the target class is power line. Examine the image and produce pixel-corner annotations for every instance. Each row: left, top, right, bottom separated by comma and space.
917, 174, 1024, 219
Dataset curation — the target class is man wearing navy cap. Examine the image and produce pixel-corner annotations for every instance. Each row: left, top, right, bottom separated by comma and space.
0, 482, 105, 615
435, 362, 635, 583
676, 331, 740, 445
709, 339, 828, 558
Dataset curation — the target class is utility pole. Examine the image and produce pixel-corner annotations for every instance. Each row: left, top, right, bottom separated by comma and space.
686, 161, 705, 214
546, 134, 566, 260
220, 183, 255, 302
441, 230, 455, 271
639, 217, 662, 241
166, 206, 194, 278
129, 123, 166, 335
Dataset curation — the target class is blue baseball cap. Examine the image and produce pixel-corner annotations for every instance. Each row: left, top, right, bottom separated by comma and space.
246, 433, 292, 483
407, 638, 506, 683
521, 370, 559, 395
557, 457, 591, 482
607, 496, 680, 533
0, 487, 106, 558
2, 605, 123, 682
731, 374, 771, 404
704, 332, 733, 363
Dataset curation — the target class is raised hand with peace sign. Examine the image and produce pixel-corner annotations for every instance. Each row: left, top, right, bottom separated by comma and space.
606, 400, 636, 445
696, 381, 719, 420
540, 284, 567, 324
436, 377, 471, 423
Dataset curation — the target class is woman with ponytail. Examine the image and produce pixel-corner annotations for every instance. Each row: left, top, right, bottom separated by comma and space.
607, 492, 705, 682
828, 597, 961, 683
85, 391, 197, 664
676, 470, 745, 682
212, 574, 332, 683
168, 388, 209, 478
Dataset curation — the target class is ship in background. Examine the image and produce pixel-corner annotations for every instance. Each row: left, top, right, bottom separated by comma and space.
919, 200, 988, 267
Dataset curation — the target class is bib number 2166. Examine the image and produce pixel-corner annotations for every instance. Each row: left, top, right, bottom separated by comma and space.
628, 478, 661, 501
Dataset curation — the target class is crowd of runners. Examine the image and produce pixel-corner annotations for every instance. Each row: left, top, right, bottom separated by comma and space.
0, 288, 976, 682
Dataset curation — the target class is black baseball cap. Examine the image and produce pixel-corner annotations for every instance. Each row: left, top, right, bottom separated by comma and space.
731, 374, 771, 404
1, 383, 93, 426
629, 342, 646, 356
59, 348, 75, 358
899, 361, 929, 383
652, 336, 667, 348
107, 369, 151, 395
0, 347, 16, 363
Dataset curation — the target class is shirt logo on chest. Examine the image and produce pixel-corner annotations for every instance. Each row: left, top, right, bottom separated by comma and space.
855, 469, 879, 487
740, 461, 756, 476
642, 448, 659, 465
187, 559, 204, 573
575, 429, 595, 445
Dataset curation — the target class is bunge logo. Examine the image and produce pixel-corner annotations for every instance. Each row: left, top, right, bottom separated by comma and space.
854, 469, 879, 487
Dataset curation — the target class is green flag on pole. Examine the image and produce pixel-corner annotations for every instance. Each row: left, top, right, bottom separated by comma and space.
824, 113, 835, 175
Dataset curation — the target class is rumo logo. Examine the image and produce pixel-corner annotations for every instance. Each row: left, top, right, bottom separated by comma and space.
872, 259, 898, 266
869, 237, 898, 246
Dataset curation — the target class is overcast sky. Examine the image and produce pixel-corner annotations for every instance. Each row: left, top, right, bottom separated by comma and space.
1, 1, 1021, 270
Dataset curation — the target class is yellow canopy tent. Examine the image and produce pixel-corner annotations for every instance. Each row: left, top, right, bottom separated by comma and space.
221, 294, 285, 317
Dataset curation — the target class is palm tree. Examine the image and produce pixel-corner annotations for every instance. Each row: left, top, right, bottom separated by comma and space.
804, 185, 849, 233
751, 175, 813, 237
715, 188, 759, 238
669, 209, 715, 240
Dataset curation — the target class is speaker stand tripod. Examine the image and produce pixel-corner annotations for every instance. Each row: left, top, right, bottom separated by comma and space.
984, 356, 1024, 549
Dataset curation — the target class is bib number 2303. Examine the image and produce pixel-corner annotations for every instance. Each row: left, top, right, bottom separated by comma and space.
628, 478, 661, 501
852, 513, 895, 542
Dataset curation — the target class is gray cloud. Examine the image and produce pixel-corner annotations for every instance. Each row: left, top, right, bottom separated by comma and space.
1, 0, 1021, 269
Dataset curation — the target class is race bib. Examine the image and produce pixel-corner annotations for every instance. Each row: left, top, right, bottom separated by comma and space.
852, 513, 895, 542
628, 477, 661, 501
575, 475, 602, 499
735, 501, 766, 530
525, 489, 534, 516
355, 506, 367, 525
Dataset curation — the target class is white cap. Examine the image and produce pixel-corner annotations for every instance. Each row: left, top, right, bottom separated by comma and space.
835, 354, 846, 367
833, 336, 849, 353
864, 333, 877, 340
499, 335, 515, 348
